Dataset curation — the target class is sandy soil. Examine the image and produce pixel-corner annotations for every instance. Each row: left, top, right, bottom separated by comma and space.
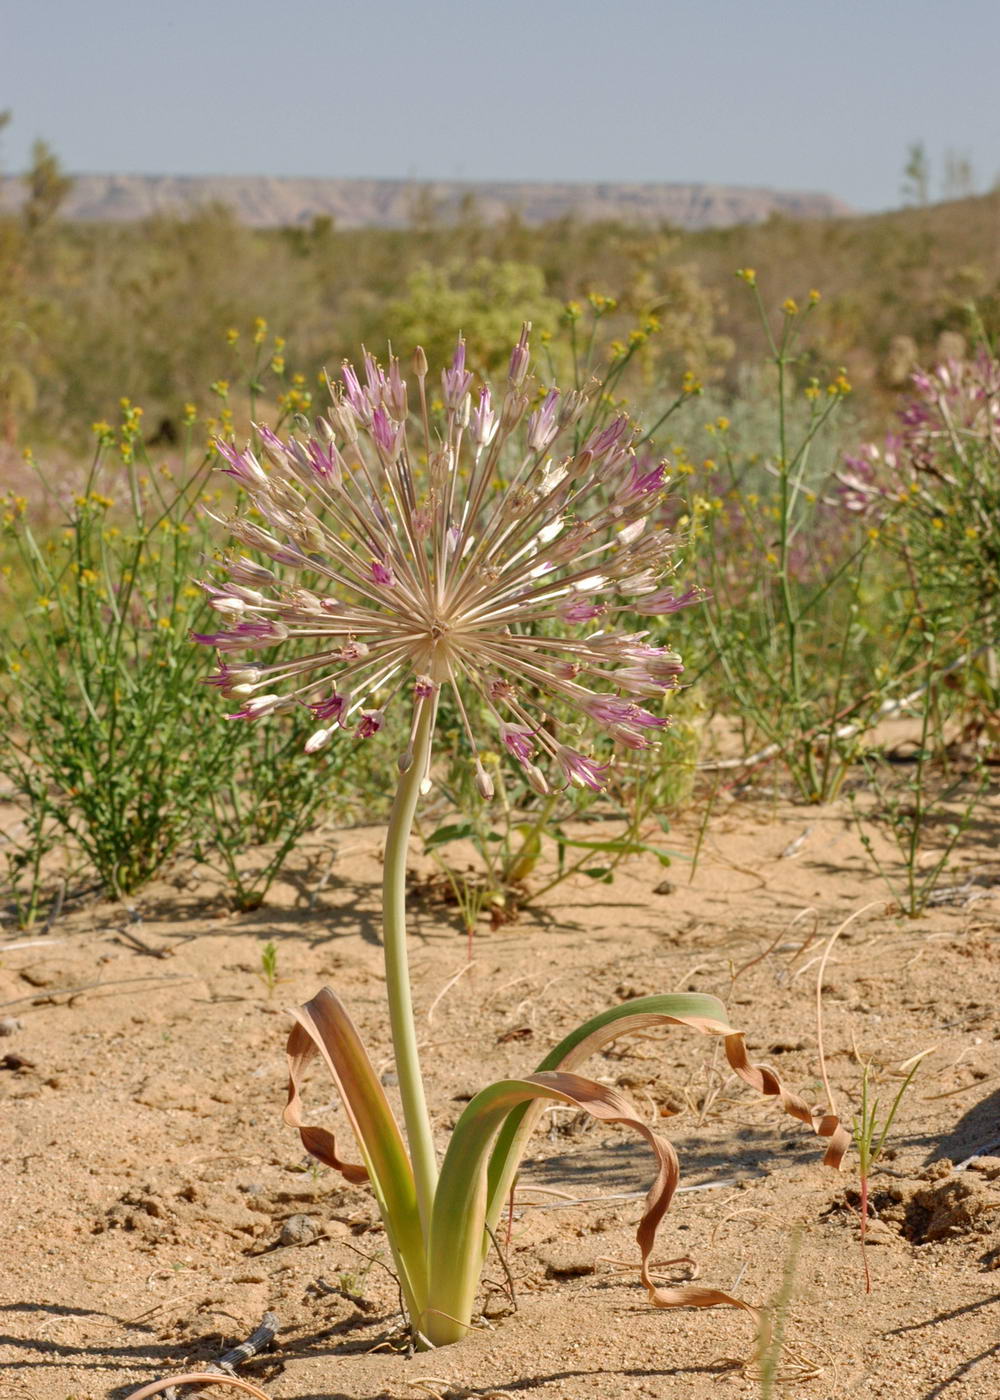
1, 790, 998, 1400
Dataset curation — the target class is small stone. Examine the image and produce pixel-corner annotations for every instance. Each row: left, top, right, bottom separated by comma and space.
279, 1213, 319, 1246
321, 1219, 351, 1240
863, 1219, 897, 1246
0, 1017, 22, 1036
19, 963, 74, 989
540, 1244, 598, 1278
970, 1157, 1000, 1181
920, 1159, 953, 1181
654, 880, 675, 896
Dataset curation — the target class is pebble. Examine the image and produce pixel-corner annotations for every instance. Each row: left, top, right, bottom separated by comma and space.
279, 1213, 319, 1246
539, 1244, 598, 1277
0, 1018, 22, 1036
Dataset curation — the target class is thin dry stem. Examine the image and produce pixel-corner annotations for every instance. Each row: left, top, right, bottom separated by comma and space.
814, 902, 884, 1118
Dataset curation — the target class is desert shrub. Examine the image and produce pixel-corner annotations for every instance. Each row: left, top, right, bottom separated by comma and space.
0, 397, 352, 918
663, 278, 923, 801
387, 259, 563, 373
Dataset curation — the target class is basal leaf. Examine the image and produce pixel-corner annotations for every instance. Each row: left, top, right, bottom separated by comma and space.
485, 994, 848, 1239
284, 987, 428, 1316
424, 1070, 677, 1347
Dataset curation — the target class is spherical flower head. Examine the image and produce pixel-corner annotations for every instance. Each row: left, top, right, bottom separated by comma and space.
837, 346, 1000, 526
195, 332, 697, 795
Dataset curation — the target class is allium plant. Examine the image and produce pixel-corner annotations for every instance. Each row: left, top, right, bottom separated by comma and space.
197, 330, 845, 1350
837, 350, 1000, 622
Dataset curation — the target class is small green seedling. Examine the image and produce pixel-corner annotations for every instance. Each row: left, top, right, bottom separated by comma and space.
851, 1050, 929, 1292
259, 939, 279, 997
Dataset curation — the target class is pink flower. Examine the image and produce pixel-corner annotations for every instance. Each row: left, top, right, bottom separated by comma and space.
371, 406, 403, 459
527, 389, 560, 452
634, 586, 706, 616
225, 556, 276, 588
310, 691, 352, 726
357, 709, 384, 739
585, 696, 666, 729
555, 747, 609, 791
584, 415, 630, 460
441, 342, 473, 411
191, 619, 289, 651
202, 662, 261, 693
622, 459, 667, 499
226, 693, 285, 720
508, 323, 531, 386
561, 598, 607, 623
304, 437, 343, 485
499, 722, 536, 763
471, 387, 498, 448
216, 439, 268, 487
387, 358, 407, 418
341, 362, 371, 425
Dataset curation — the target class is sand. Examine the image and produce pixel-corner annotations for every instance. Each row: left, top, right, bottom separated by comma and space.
2, 789, 998, 1399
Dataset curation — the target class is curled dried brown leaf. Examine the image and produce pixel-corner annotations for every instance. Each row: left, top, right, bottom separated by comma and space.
126, 1374, 272, 1400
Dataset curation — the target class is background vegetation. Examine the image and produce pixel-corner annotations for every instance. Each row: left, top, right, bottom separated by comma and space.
1, 139, 996, 925
4, 135, 1000, 451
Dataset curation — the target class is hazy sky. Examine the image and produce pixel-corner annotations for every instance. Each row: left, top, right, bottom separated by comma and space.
3, 0, 999, 211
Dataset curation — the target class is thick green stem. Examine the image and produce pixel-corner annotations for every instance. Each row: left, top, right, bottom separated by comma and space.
383, 698, 438, 1235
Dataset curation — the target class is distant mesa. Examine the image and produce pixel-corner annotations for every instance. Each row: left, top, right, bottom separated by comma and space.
0, 172, 852, 231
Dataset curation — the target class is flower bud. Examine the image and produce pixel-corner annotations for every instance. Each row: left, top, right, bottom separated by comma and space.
508, 322, 531, 386
500, 391, 529, 432
524, 763, 549, 796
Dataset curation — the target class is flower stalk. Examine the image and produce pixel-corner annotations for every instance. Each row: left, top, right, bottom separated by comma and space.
382, 692, 438, 1234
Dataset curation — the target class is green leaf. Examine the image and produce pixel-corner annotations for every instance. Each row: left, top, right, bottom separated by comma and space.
425, 1070, 678, 1347
284, 988, 428, 1320
424, 821, 476, 850
484, 993, 849, 1241
553, 833, 682, 863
